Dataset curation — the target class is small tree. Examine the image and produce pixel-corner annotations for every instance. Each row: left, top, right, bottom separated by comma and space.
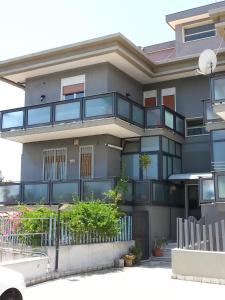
139, 154, 151, 179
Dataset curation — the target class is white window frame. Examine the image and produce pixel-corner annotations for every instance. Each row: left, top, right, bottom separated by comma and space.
182, 21, 216, 43
61, 75, 85, 100
42, 147, 67, 180
161, 87, 176, 111
143, 90, 157, 106
185, 116, 209, 137
79, 145, 94, 178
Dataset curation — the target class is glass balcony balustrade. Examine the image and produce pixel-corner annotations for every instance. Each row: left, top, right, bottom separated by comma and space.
0, 92, 185, 136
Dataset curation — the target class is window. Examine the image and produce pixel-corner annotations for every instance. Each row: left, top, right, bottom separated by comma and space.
212, 130, 225, 170
141, 136, 160, 152
184, 23, 215, 42
61, 75, 85, 100
142, 154, 158, 180
43, 148, 67, 180
79, 145, 94, 178
161, 88, 176, 111
212, 76, 225, 102
122, 154, 140, 180
143, 90, 157, 107
186, 118, 207, 136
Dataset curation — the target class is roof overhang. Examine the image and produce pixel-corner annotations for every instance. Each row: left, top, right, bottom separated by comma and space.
1, 33, 225, 87
167, 13, 209, 30
169, 173, 212, 181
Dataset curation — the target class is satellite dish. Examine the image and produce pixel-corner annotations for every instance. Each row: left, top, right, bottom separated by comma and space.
198, 49, 217, 75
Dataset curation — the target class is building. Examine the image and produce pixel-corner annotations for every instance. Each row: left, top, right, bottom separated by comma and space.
1, 1, 225, 259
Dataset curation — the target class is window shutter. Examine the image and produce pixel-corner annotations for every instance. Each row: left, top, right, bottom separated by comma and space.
63, 83, 84, 95
144, 97, 157, 107
163, 95, 175, 110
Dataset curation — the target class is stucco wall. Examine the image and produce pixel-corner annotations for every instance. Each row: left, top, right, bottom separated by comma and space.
25, 62, 143, 107
172, 248, 225, 283
21, 134, 121, 181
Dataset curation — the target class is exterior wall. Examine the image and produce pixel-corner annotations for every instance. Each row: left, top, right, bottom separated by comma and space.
201, 204, 225, 224
175, 22, 225, 58
21, 135, 121, 181
24, 63, 143, 107
144, 76, 211, 173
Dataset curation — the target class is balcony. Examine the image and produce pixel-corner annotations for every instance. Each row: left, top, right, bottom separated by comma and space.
0, 92, 185, 143
0, 178, 184, 207
210, 75, 225, 121
203, 99, 224, 131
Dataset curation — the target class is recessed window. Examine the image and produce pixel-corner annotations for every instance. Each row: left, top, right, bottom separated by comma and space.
186, 118, 207, 136
43, 148, 67, 180
61, 75, 85, 100
184, 23, 215, 42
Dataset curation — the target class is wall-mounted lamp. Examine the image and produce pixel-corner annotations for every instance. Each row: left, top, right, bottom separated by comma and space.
40, 95, 46, 102
105, 143, 123, 151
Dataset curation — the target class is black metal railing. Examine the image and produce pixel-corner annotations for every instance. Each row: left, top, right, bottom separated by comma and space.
0, 92, 185, 136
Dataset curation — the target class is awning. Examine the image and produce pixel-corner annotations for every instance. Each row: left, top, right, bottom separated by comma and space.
168, 173, 212, 180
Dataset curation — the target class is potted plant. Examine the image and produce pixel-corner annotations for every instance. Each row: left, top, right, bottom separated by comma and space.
152, 237, 167, 257
129, 244, 142, 265
123, 254, 136, 267
139, 154, 151, 179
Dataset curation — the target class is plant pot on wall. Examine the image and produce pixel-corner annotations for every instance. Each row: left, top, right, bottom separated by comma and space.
152, 247, 162, 257
123, 254, 135, 267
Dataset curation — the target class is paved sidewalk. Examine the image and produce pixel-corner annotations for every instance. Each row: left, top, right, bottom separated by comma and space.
24, 263, 225, 300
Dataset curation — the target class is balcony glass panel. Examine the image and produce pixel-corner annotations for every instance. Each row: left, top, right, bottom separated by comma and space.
153, 183, 169, 204
217, 176, 225, 200
176, 116, 184, 134
55, 102, 80, 122
122, 182, 133, 202
213, 77, 225, 101
212, 130, 225, 141
173, 157, 182, 174
146, 108, 161, 127
141, 136, 159, 152
206, 101, 219, 121
202, 180, 214, 203
52, 182, 79, 203
165, 110, 174, 129
117, 97, 130, 119
122, 154, 140, 180
2, 111, 23, 129
132, 105, 144, 126
0, 184, 20, 204
23, 183, 48, 204
27, 106, 51, 126
85, 95, 113, 118
162, 137, 169, 152
134, 181, 150, 203
212, 141, 225, 165
83, 180, 112, 201
169, 140, 175, 155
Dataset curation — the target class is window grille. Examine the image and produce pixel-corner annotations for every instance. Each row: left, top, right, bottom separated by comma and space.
79, 145, 93, 178
43, 148, 67, 180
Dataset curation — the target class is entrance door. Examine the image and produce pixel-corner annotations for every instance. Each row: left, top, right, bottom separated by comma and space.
133, 211, 149, 259
185, 184, 201, 219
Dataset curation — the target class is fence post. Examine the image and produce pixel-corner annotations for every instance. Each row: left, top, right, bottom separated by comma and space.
203, 225, 207, 251
48, 217, 52, 246
196, 224, 201, 250
190, 222, 195, 250
221, 220, 225, 251
178, 218, 183, 249
184, 219, 189, 249
209, 224, 213, 251
215, 222, 220, 251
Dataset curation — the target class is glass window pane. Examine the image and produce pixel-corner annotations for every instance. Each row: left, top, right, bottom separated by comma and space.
52, 182, 79, 203
213, 77, 225, 101
168, 156, 173, 177
143, 154, 158, 179
132, 105, 144, 125
213, 141, 225, 163
122, 154, 140, 180
134, 181, 150, 204
146, 108, 161, 127
212, 130, 225, 141
2, 111, 24, 129
24, 184, 48, 204
153, 183, 169, 203
83, 180, 112, 201
117, 97, 130, 119
122, 182, 133, 202
185, 30, 215, 42
163, 155, 167, 179
141, 136, 159, 152
85, 95, 113, 117
0, 184, 20, 204
218, 176, 225, 199
173, 157, 181, 174
202, 180, 214, 202
123, 140, 139, 153
169, 140, 175, 155
206, 101, 219, 121
28, 106, 51, 125
55, 102, 80, 122
176, 143, 182, 157
165, 110, 174, 129
162, 137, 169, 152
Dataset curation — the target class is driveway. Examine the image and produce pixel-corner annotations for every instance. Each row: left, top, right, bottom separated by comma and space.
24, 263, 225, 300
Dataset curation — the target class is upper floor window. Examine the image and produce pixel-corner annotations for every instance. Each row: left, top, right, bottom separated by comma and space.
143, 90, 157, 107
184, 23, 215, 42
61, 75, 85, 100
186, 118, 207, 136
212, 76, 225, 102
161, 87, 176, 111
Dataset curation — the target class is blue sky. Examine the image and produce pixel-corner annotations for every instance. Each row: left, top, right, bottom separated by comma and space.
0, 0, 215, 180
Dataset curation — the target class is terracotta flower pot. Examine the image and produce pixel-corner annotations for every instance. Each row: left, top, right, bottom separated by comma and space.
123, 254, 135, 267
153, 247, 162, 257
